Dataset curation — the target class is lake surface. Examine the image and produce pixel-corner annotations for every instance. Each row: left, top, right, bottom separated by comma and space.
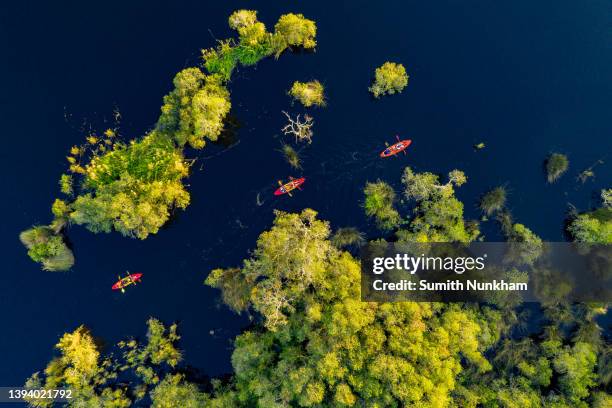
1, 0, 611, 386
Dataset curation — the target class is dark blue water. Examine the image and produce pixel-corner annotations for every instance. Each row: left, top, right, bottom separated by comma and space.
1, 0, 611, 387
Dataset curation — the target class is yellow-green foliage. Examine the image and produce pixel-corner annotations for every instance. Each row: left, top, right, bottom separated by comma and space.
69, 132, 191, 240
228, 10, 258, 30
369, 61, 409, 98
25, 320, 191, 407
398, 167, 478, 243
51, 199, 70, 219
157, 68, 231, 149
281, 143, 301, 169
150, 374, 209, 407
59, 174, 73, 196
480, 186, 507, 216
289, 80, 326, 107
22, 10, 319, 270
143, 319, 182, 367
274, 13, 317, 52
208, 209, 493, 406
546, 153, 569, 183
568, 192, 612, 244
363, 180, 401, 230
330, 227, 365, 248
19, 226, 74, 271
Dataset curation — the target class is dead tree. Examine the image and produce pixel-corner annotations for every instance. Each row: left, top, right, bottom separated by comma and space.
281, 111, 314, 143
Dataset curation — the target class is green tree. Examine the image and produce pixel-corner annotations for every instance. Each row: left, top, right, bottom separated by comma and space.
330, 227, 365, 248
480, 186, 507, 216
553, 342, 597, 405
59, 174, 73, 196
150, 374, 209, 408
19, 226, 74, 271
228, 10, 258, 30
369, 62, 409, 98
25, 319, 195, 407
273, 13, 317, 54
208, 209, 494, 406
157, 69, 231, 149
364, 180, 401, 230
546, 153, 569, 183
568, 210, 612, 244
567, 190, 612, 244
289, 80, 326, 107
398, 168, 478, 243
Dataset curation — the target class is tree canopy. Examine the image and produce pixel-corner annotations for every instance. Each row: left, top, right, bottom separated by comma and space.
363, 181, 401, 230
24, 319, 198, 408
289, 80, 326, 107
369, 62, 409, 98
546, 153, 569, 183
398, 167, 477, 243
479, 186, 507, 216
567, 189, 612, 244
207, 209, 495, 406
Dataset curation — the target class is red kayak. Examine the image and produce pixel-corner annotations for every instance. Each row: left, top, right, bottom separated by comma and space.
274, 177, 306, 196
380, 136, 412, 158
112, 273, 143, 292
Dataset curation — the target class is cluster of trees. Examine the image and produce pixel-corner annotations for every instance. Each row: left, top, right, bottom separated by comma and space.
20, 9, 318, 271
206, 209, 496, 406
396, 167, 477, 243
26, 195, 611, 406
19, 226, 74, 271
567, 188, 612, 244
362, 167, 479, 242
23, 319, 208, 407
288, 80, 326, 107
202, 11, 316, 81
369, 62, 409, 98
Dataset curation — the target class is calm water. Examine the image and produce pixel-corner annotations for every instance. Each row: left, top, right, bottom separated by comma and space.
1, 0, 611, 387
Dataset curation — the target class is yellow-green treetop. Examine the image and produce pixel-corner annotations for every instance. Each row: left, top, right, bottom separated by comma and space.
289, 80, 326, 107
207, 209, 493, 406
369, 61, 409, 98
274, 13, 317, 51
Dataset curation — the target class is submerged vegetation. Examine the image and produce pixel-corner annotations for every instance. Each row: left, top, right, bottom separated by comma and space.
289, 80, 326, 107
546, 152, 569, 183
24, 319, 194, 407
369, 61, 409, 98
330, 226, 365, 248
480, 186, 507, 216
280, 144, 302, 169
363, 180, 401, 230
20, 9, 318, 270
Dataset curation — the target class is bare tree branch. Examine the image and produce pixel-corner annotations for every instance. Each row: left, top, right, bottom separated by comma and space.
281, 111, 314, 143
